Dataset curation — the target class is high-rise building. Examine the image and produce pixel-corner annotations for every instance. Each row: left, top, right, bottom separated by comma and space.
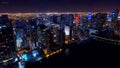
0, 15, 15, 67
87, 12, 92, 21
29, 18, 38, 49
75, 14, 79, 26
60, 14, 66, 31
113, 9, 119, 22
107, 9, 119, 22
67, 14, 74, 41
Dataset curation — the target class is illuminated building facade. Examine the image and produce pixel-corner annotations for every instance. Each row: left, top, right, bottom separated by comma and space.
0, 15, 15, 67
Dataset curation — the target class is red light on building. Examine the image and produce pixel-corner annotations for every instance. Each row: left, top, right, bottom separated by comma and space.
75, 15, 79, 26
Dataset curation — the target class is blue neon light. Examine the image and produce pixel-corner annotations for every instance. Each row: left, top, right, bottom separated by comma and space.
88, 12, 92, 20
22, 54, 29, 61
32, 50, 39, 57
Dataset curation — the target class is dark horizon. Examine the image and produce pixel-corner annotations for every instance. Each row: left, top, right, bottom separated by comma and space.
0, 0, 120, 13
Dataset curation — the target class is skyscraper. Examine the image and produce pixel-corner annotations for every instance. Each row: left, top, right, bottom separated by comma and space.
0, 15, 15, 67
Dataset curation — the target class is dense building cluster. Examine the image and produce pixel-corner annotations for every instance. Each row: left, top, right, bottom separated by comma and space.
0, 9, 120, 67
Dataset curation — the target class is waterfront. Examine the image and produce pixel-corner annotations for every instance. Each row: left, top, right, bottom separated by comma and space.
25, 38, 120, 68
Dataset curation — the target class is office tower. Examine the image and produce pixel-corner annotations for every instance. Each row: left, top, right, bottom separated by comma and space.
94, 13, 107, 29
50, 15, 58, 24
60, 14, 66, 31
88, 12, 92, 21
15, 20, 24, 49
108, 10, 119, 22
29, 18, 38, 49
112, 9, 119, 22
75, 14, 79, 26
0, 15, 15, 67
68, 14, 74, 41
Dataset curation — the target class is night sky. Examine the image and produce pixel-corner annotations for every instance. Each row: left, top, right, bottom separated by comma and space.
0, 0, 120, 12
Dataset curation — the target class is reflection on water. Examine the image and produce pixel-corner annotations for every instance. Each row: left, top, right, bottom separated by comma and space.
24, 39, 120, 67
18, 61, 25, 68
65, 48, 70, 56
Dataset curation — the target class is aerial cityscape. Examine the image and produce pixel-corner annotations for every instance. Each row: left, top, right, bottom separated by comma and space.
0, 0, 120, 68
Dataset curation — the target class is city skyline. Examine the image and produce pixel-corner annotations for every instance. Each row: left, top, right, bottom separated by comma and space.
0, 0, 120, 13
